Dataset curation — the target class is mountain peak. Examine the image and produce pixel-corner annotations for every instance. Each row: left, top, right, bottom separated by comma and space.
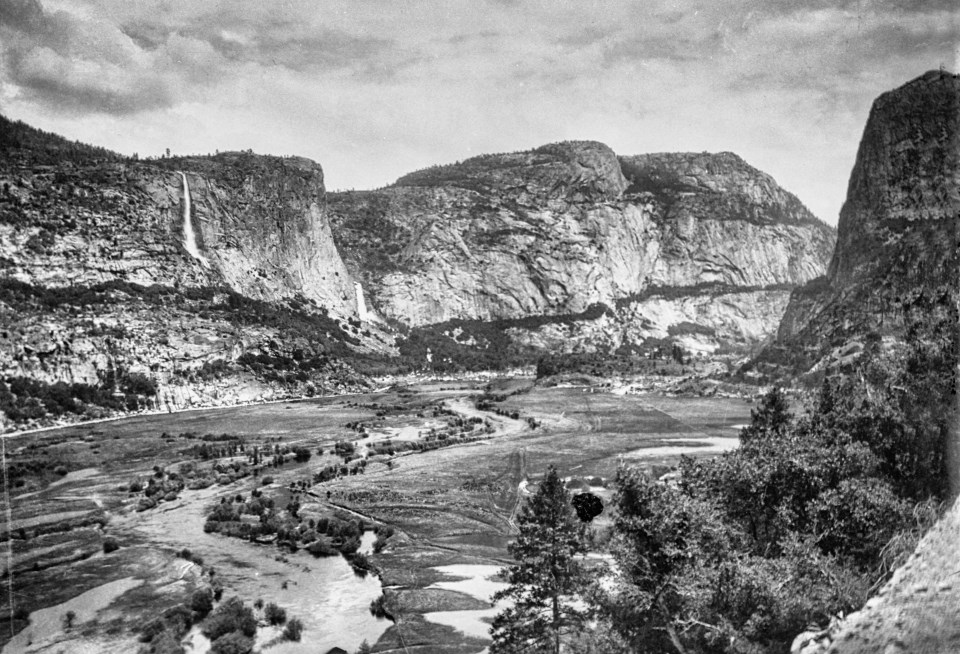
392, 140, 626, 201
829, 66, 960, 287
619, 151, 825, 227
771, 71, 960, 371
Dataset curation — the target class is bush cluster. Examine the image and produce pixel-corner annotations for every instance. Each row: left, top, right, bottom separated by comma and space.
592, 293, 955, 652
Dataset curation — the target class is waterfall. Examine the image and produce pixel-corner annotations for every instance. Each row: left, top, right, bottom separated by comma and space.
180, 172, 210, 268
355, 281, 370, 322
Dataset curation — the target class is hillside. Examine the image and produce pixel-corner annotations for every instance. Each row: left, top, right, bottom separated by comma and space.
1, 119, 838, 429
329, 143, 835, 368
0, 119, 388, 429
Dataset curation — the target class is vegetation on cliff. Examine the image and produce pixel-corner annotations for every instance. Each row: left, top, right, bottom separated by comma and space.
0, 115, 124, 166
493, 293, 953, 652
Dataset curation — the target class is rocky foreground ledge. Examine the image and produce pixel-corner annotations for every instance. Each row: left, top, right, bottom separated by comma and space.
794, 498, 960, 654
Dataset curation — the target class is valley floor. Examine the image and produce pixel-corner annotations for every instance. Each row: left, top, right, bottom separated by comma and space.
1, 379, 752, 653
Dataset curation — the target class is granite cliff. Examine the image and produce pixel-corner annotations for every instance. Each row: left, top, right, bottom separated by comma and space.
329, 143, 835, 358
0, 117, 379, 426
770, 70, 960, 374
1, 119, 837, 428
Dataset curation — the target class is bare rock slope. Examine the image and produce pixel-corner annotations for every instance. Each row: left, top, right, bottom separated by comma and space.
0, 118, 377, 424
772, 70, 960, 372
796, 499, 960, 654
329, 142, 835, 356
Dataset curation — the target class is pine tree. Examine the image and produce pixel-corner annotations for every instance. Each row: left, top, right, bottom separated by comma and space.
739, 386, 792, 444
490, 466, 589, 654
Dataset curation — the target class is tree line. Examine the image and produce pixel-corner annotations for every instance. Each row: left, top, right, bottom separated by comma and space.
492, 289, 955, 653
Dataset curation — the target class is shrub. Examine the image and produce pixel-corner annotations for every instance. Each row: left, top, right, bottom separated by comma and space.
571, 493, 604, 523
102, 537, 120, 554
292, 447, 311, 463
369, 595, 391, 620
139, 617, 166, 642
145, 628, 187, 654
282, 617, 303, 641
178, 549, 204, 566
63, 610, 76, 629
190, 588, 214, 619
209, 632, 253, 654
123, 372, 158, 396
372, 526, 394, 553
306, 539, 339, 557
160, 604, 194, 637
201, 597, 256, 641
264, 602, 287, 626
340, 536, 361, 555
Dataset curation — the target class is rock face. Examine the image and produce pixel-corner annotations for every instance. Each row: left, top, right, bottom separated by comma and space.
772, 70, 960, 370
176, 153, 357, 313
329, 142, 835, 354
0, 117, 375, 425
794, 499, 960, 654
0, 119, 837, 427
1, 147, 357, 315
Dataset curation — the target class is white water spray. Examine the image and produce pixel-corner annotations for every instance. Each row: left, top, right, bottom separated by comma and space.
355, 282, 370, 322
179, 172, 210, 268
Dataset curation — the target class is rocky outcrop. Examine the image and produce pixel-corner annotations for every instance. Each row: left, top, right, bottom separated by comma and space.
793, 498, 960, 654
329, 143, 835, 354
1, 149, 357, 315
0, 119, 377, 426
178, 153, 357, 313
771, 70, 960, 371
0, 119, 839, 428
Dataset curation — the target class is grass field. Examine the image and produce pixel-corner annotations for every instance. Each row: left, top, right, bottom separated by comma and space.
2, 380, 753, 653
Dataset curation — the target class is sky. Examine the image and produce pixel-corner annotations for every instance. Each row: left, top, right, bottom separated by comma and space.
0, 1, 958, 225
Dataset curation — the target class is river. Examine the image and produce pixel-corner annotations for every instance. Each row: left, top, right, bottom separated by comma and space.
126, 486, 389, 653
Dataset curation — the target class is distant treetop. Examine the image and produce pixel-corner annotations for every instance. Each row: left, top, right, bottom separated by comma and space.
0, 114, 125, 166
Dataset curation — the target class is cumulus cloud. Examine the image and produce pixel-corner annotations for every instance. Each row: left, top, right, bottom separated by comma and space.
1, 0, 184, 113
120, 10, 396, 74
0, 0, 404, 114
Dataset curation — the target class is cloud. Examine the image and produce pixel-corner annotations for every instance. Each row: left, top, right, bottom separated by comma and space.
555, 27, 610, 49
120, 11, 397, 74
0, 0, 43, 32
6, 44, 173, 113
0, 0, 954, 224
758, 0, 959, 16
0, 0, 181, 113
723, 6, 957, 105
0, 0, 405, 115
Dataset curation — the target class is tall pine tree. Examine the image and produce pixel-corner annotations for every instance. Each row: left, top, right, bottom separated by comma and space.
490, 466, 589, 654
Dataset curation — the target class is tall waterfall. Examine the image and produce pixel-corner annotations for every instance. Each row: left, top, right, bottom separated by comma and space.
180, 172, 210, 268
355, 281, 370, 322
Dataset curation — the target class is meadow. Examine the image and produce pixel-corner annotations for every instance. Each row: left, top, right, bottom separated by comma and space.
2, 380, 753, 653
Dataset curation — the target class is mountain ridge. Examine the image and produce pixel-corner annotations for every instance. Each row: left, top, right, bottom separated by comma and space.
329, 141, 835, 361
1, 115, 834, 428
